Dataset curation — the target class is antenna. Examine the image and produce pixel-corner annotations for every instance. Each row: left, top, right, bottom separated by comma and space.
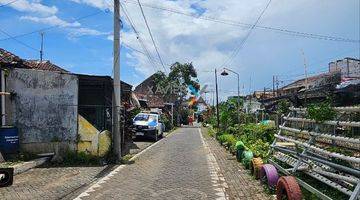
40, 32, 44, 62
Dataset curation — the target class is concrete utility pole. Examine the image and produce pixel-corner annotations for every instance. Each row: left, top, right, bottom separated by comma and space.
113, 0, 122, 161
40, 32, 44, 62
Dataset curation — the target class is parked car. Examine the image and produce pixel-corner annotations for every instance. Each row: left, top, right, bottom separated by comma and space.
133, 113, 165, 141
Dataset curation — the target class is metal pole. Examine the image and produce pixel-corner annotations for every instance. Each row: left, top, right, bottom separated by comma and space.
113, 0, 121, 161
215, 69, 220, 130
236, 73, 240, 124
272, 75, 275, 96
40, 32, 44, 62
171, 103, 174, 128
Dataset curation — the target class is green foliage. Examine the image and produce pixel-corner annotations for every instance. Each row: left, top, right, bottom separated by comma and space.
129, 108, 141, 119
216, 123, 276, 160
307, 102, 336, 122
217, 134, 237, 151
277, 99, 290, 114
62, 151, 100, 166
247, 139, 270, 159
207, 127, 216, 137
180, 109, 190, 125
161, 113, 173, 131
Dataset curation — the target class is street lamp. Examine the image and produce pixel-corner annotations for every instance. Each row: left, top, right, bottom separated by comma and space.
220, 68, 240, 124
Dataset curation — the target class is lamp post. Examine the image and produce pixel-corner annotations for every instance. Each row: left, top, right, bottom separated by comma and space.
221, 67, 240, 124
215, 69, 220, 130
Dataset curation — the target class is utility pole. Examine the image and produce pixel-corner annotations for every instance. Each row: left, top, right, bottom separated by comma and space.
272, 75, 275, 96
40, 32, 44, 62
113, 0, 121, 161
301, 49, 309, 106
215, 69, 220, 131
276, 76, 279, 97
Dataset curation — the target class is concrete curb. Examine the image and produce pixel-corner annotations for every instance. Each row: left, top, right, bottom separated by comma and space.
11, 157, 50, 175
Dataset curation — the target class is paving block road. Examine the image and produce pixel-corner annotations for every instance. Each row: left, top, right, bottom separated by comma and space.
0, 127, 271, 200
75, 127, 271, 200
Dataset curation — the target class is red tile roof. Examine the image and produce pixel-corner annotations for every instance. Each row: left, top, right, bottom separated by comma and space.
135, 92, 165, 108
0, 48, 23, 65
25, 60, 68, 72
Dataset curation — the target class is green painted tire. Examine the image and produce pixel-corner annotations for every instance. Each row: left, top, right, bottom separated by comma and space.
235, 141, 245, 150
236, 149, 245, 162
242, 150, 254, 169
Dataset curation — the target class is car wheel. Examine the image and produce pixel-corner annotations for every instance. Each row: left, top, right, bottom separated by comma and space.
160, 130, 164, 138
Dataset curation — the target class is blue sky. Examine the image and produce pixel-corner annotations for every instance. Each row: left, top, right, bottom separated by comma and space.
0, 0, 359, 101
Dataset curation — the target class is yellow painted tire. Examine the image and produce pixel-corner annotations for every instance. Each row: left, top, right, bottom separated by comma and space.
250, 157, 263, 179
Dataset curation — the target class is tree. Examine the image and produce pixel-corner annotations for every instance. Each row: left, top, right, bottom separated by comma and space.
153, 62, 199, 125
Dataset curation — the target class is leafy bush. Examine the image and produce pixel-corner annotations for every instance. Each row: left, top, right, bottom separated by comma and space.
62, 151, 100, 166
277, 99, 290, 114
217, 134, 237, 151
161, 113, 173, 131
307, 102, 336, 122
218, 123, 276, 160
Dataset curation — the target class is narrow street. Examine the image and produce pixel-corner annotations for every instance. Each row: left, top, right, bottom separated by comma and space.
73, 127, 270, 200
75, 127, 228, 200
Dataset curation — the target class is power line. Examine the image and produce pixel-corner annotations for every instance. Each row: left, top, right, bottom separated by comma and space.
0, 28, 38, 51
0, 0, 19, 8
123, 0, 359, 43
136, 0, 167, 73
277, 48, 360, 78
0, 10, 106, 41
120, 2, 161, 72
122, 41, 171, 66
221, 0, 272, 68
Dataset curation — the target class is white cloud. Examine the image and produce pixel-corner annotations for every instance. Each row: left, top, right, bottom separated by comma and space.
68, 27, 110, 37
20, 15, 81, 27
15, 0, 358, 99
0, 0, 58, 16
69, 0, 111, 10
20, 15, 109, 38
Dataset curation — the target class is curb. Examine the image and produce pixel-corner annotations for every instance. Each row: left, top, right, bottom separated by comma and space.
8, 157, 50, 175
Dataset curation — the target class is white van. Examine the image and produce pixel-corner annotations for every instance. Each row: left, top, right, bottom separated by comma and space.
133, 113, 165, 141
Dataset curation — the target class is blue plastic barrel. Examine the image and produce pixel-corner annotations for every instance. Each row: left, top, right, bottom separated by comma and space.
0, 127, 19, 154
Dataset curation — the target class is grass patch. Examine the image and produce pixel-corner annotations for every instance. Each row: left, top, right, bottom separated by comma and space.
60, 151, 101, 166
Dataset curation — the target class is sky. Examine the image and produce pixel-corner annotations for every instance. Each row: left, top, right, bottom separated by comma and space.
0, 0, 359, 102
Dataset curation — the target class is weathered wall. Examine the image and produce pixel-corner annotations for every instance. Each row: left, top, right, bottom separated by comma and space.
6, 68, 78, 154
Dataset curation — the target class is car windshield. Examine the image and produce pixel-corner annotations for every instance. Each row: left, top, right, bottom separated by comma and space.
134, 114, 157, 122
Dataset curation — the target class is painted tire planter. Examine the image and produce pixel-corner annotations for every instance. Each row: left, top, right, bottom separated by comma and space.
260, 164, 279, 189
235, 141, 245, 150
241, 150, 253, 169
235, 141, 245, 162
250, 157, 263, 179
276, 176, 302, 200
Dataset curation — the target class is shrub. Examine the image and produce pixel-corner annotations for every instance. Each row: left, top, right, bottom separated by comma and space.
307, 102, 336, 123
161, 113, 173, 131
62, 151, 100, 166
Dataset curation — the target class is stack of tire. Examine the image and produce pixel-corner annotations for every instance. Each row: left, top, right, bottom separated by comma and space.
235, 140, 302, 200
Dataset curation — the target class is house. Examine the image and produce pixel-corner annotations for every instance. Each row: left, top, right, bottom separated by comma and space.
0, 48, 134, 157
77, 74, 134, 156
134, 73, 166, 109
253, 91, 275, 100
25, 60, 69, 73
329, 57, 360, 78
